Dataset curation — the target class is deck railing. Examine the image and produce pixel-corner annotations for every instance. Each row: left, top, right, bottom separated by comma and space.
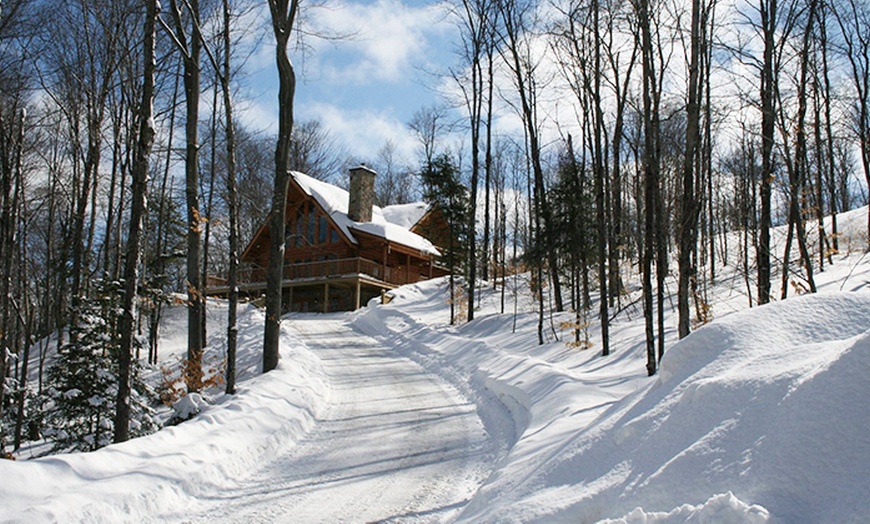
208, 257, 425, 289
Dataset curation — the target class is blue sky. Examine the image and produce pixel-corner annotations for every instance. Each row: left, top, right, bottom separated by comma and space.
237, 0, 458, 167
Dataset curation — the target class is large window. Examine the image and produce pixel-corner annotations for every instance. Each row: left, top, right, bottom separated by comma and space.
319, 216, 328, 244
307, 211, 316, 244
296, 211, 305, 247
287, 205, 340, 246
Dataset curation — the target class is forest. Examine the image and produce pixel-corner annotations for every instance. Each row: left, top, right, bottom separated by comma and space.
0, 0, 868, 456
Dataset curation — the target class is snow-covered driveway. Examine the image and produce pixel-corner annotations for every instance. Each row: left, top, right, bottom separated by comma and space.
192, 315, 497, 523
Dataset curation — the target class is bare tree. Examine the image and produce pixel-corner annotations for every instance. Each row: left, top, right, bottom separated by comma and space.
115, 0, 157, 443
39, 0, 133, 338
778, 0, 819, 298
289, 119, 349, 181
757, 0, 780, 304
218, 0, 240, 394
635, 0, 663, 375
551, 0, 611, 354
263, 0, 299, 373
374, 140, 415, 205
496, 0, 564, 318
677, 0, 706, 338
408, 104, 451, 167
834, 0, 870, 245
450, 0, 495, 322
161, 0, 206, 392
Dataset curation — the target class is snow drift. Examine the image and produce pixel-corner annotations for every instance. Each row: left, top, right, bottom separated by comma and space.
355, 277, 870, 522
463, 292, 870, 522
2, 206, 869, 523
0, 307, 328, 523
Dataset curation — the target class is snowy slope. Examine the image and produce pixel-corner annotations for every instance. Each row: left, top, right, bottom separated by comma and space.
354, 286, 870, 522
0, 306, 328, 522
351, 206, 870, 522
1, 206, 869, 523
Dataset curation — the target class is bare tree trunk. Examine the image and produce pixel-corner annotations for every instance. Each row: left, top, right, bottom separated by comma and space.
264, 0, 299, 373
0, 105, 25, 448
115, 0, 156, 443
166, 0, 206, 391
820, 4, 839, 254
12, 107, 31, 451
781, 0, 819, 297
483, 43, 495, 285
222, 0, 240, 394
679, 0, 704, 339
638, 0, 659, 375
758, 0, 777, 305
497, 0, 564, 313
592, 0, 610, 356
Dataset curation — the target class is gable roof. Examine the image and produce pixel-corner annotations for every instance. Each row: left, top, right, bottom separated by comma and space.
290, 171, 440, 256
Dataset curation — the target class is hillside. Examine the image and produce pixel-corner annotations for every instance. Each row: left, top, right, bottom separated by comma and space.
0, 206, 868, 522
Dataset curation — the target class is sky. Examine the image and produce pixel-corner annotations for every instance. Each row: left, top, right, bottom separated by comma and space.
236, 0, 458, 167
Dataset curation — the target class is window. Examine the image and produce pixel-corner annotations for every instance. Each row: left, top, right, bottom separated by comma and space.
330, 229, 339, 244
319, 215, 328, 244
307, 211, 315, 245
284, 220, 295, 244
296, 213, 305, 247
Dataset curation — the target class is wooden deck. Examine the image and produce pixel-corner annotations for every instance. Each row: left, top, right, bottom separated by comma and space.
207, 257, 447, 312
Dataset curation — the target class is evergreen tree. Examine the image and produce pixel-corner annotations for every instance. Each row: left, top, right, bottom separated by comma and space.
420, 155, 470, 324
41, 282, 158, 452
550, 147, 596, 309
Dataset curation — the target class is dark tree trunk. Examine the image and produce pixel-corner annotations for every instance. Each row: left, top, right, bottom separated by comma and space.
115, 0, 157, 443
264, 0, 299, 373
222, 0, 240, 394
679, 0, 703, 339
758, 0, 777, 305
166, 0, 205, 392
592, 0, 610, 356
639, 0, 660, 375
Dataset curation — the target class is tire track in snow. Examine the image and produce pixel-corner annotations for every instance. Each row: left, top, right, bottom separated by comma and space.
190, 315, 498, 523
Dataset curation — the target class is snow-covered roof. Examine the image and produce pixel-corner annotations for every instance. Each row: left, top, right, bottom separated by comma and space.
290, 171, 440, 256
381, 202, 429, 230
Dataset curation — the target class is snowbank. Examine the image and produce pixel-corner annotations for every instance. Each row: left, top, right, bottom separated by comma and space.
0, 308, 328, 523
601, 492, 770, 523
575, 293, 870, 523
357, 277, 870, 523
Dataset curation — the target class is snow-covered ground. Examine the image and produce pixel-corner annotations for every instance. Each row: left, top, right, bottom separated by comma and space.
1, 206, 869, 523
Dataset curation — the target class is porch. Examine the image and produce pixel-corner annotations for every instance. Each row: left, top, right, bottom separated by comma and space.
207, 256, 447, 312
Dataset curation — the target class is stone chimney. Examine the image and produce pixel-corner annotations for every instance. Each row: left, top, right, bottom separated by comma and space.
348, 164, 377, 222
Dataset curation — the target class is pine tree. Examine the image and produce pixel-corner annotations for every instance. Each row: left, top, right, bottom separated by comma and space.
41, 282, 157, 452
420, 155, 470, 325
550, 147, 596, 348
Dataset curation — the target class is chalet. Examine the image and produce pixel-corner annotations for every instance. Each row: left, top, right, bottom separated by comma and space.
209, 165, 449, 312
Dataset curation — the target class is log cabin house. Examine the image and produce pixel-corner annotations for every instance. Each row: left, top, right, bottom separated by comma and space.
208, 165, 449, 312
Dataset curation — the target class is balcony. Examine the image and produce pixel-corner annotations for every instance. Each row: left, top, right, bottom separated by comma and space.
207, 257, 438, 293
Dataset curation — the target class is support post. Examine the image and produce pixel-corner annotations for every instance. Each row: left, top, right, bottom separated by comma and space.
355, 280, 361, 309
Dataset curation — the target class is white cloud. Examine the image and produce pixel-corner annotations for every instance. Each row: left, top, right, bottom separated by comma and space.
308, 0, 454, 84
235, 96, 279, 136
304, 101, 420, 160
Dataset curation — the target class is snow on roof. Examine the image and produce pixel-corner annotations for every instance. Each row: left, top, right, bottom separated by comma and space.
381, 202, 429, 230
290, 171, 440, 256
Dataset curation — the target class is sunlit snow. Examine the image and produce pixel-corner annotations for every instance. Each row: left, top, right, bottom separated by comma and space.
1, 206, 869, 523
